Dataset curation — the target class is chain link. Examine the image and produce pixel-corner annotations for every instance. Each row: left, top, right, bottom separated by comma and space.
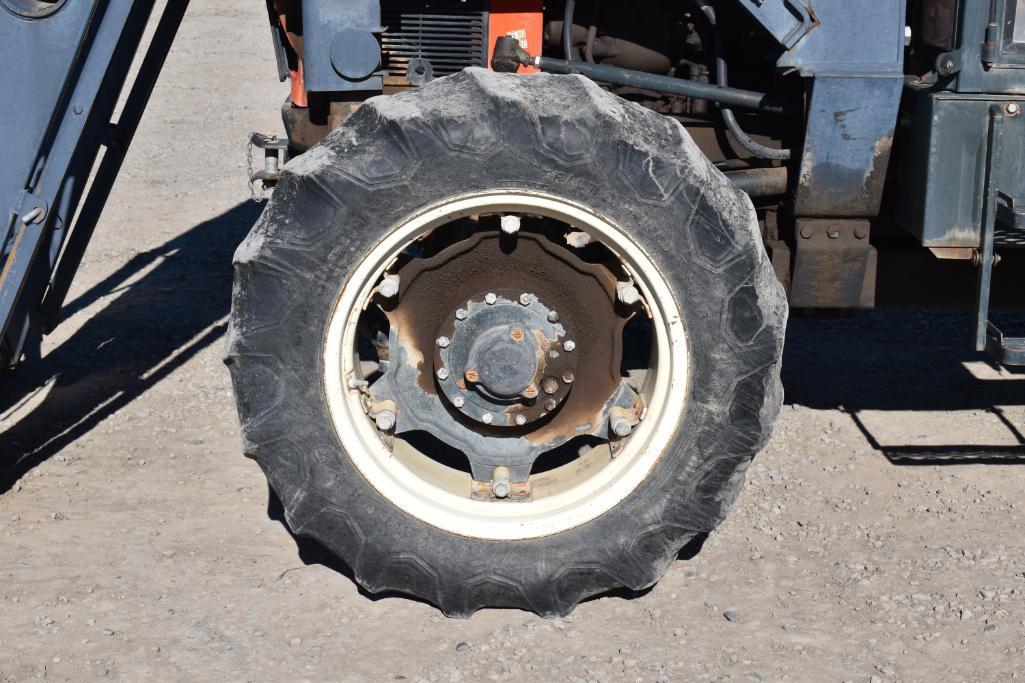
246, 139, 265, 203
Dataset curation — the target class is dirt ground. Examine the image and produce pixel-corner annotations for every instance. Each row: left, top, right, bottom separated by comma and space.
4, 4, 1025, 682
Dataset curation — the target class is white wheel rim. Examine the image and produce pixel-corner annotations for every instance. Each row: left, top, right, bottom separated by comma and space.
324, 191, 688, 540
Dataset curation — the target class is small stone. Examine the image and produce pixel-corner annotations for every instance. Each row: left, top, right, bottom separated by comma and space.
289, 637, 302, 646
870, 677, 882, 683
102, 629, 114, 636
456, 641, 472, 652
724, 609, 739, 622
985, 624, 999, 633
960, 608, 972, 620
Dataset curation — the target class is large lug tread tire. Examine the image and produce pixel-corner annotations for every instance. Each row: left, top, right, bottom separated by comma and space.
225, 68, 787, 617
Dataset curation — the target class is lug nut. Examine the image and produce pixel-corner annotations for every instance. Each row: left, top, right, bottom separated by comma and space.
515, 414, 527, 426
542, 377, 559, 395
616, 283, 641, 306
378, 274, 400, 299
611, 418, 632, 437
452, 396, 465, 408
375, 410, 396, 432
547, 310, 560, 323
437, 367, 450, 380
485, 292, 497, 305
562, 372, 575, 384
563, 340, 576, 352
544, 398, 557, 411
1008, 102, 1022, 116
519, 293, 531, 305
500, 215, 521, 235
436, 336, 450, 348
492, 466, 511, 498
482, 412, 494, 425
455, 308, 468, 320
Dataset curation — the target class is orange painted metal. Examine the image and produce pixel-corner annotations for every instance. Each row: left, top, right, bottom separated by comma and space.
272, 0, 307, 108
487, 1, 543, 73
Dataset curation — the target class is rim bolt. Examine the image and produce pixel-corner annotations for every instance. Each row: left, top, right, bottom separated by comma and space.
452, 395, 465, 408
485, 292, 497, 305
455, 308, 468, 320
563, 340, 576, 352
544, 398, 558, 411
519, 293, 531, 306
375, 410, 396, 432
515, 414, 527, 426
562, 372, 575, 384
378, 274, 400, 299
482, 412, 494, 425
437, 368, 450, 381
617, 283, 642, 306
547, 310, 560, 323
611, 418, 633, 437
542, 377, 559, 395
500, 215, 521, 235
436, 336, 450, 348
492, 466, 511, 498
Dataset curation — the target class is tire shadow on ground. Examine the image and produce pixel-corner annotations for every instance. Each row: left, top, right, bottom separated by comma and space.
0, 201, 261, 494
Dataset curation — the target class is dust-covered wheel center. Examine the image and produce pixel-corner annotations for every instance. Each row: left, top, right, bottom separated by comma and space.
327, 192, 685, 534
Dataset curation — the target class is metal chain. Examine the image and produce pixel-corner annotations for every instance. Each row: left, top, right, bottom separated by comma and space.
246, 139, 265, 203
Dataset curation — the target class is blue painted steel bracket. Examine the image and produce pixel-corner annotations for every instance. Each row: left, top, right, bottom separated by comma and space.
732, 0, 907, 218
301, 0, 383, 92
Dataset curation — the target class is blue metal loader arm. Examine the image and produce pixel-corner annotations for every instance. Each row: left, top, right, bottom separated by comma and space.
0, 0, 190, 368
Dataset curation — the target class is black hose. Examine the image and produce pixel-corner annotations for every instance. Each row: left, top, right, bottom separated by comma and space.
537, 56, 786, 113
563, 0, 575, 61
694, 1, 791, 160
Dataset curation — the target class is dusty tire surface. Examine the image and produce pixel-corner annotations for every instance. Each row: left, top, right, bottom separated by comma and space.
225, 67, 787, 617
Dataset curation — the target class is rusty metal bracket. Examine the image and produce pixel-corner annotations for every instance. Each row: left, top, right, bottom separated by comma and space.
789, 218, 871, 309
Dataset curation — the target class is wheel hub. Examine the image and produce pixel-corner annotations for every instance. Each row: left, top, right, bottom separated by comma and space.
435, 291, 575, 428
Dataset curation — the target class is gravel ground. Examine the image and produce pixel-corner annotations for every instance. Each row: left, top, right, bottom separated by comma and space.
4, 4, 1025, 681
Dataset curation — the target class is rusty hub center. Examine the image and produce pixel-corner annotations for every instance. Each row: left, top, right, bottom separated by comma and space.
435, 290, 575, 428
379, 227, 627, 461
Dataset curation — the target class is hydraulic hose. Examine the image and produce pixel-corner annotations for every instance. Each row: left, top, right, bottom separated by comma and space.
693, 1, 791, 160
563, 0, 575, 61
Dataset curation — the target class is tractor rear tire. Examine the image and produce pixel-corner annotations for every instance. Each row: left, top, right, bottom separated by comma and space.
225, 68, 786, 617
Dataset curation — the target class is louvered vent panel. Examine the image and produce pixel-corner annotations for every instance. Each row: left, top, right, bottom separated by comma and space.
380, 1, 487, 78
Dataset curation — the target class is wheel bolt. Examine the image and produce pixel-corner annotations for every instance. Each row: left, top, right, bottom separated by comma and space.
562, 372, 575, 384
519, 293, 531, 306
452, 396, 465, 408
485, 292, 497, 305
515, 414, 527, 426
563, 340, 576, 352
482, 412, 494, 425
611, 418, 632, 437
547, 310, 560, 323
436, 336, 450, 348
437, 368, 450, 380
492, 466, 511, 498
378, 274, 400, 299
500, 215, 521, 235
617, 283, 641, 306
544, 398, 557, 411
455, 308, 468, 320
375, 410, 396, 432
542, 377, 559, 395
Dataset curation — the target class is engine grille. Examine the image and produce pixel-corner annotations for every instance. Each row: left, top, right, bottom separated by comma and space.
380, 1, 487, 79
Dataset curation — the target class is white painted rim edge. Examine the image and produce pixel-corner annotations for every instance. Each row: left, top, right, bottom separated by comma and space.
323, 191, 687, 540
